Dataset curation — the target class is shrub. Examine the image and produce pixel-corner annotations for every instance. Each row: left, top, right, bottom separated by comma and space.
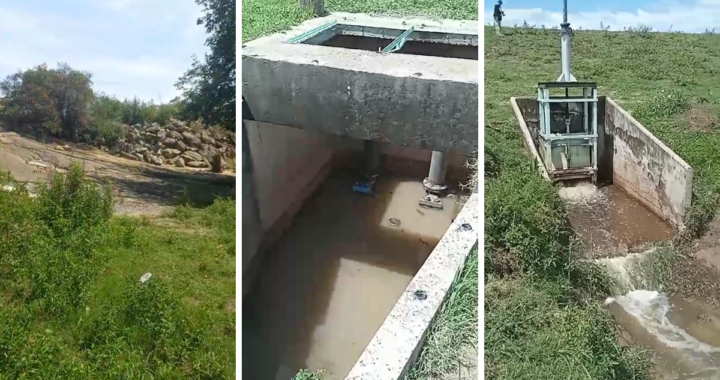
0, 63, 94, 141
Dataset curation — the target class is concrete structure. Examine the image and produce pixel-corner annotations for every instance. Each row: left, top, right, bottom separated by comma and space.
242, 13, 478, 154
241, 121, 471, 297
605, 98, 693, 229
345, 194, 478, 380
511, 96, 693, 229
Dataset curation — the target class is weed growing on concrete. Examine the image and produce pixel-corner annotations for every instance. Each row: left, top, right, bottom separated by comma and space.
404, 246, 478, 380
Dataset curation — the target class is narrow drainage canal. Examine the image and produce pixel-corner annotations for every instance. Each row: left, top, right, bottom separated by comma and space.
242, 169, 463, 380
561, 181, 720, 380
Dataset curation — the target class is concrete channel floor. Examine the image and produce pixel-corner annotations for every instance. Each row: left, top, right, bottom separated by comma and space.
242, 170, 462, 380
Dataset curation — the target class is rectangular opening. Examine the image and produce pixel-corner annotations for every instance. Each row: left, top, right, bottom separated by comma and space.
298, 23, 478, 60
242, 123, 473, 379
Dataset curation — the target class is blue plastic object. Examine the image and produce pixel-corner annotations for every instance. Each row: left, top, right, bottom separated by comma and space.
352, 175, 378, 195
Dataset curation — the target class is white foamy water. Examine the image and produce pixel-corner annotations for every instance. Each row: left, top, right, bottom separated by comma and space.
608, 290, 720, 353
558, 183, 606, 204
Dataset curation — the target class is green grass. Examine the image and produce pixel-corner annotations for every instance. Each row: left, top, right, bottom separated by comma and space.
242, 0, 478, 43
484, 279, 651, 380
0, 163, 235, 379
479, 25, 720, 379
404, 246, 478, 380
486, 25, 720, 240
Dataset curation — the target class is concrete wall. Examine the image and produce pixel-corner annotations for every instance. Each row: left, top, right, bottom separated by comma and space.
605, 98, 693, 229
246, 121, 336, 231
242, 121, 335, 297
241, 121, 471, 297
242, 13, 478, 154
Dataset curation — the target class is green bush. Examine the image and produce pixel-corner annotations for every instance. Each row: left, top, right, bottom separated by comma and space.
0, 63, 94, 141
0, 166, 233, 378
0, 64, 180, 145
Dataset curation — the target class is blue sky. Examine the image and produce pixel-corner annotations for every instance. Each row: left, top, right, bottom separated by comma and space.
0, 0, 207, 102
484, 0, 720, 33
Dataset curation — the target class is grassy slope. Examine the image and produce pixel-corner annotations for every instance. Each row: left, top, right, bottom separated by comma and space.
486, 26, 720, 236
241, 1, 478, 379
0, 166, 235, 379
481, 25, 720, 379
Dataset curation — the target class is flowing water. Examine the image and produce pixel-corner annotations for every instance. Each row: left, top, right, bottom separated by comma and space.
560, 182, 672, 257
600, 252, 720, 380
562, 181, 720, 379
242, 171, 463, 380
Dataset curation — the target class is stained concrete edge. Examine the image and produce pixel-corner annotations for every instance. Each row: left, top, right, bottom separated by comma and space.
242, 13, 478, 84
510, 97, 550, 180
606, 98, 693, 229
606, 98, 692, 171
344, 193, 478, 380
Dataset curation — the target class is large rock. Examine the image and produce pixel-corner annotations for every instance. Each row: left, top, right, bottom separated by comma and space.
143, 151, 163, 166
173, 157, 185, 167
176, 140, 187, 152
123, 143, 136, 154
200, 133, 216, 146
161, 148, 182, 159
171, 121, 189, 132
199, 145, 219, 162
120, 151, 140, 161
169, 130, 184, 141
182, 131, 203, 148
186, 160, 209, 168
182, 151, 204, 162
161, 137, 177, 147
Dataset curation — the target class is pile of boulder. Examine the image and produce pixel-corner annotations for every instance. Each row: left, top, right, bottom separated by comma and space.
97, 120, 236, 170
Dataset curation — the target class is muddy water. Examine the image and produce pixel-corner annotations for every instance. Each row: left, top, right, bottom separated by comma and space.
242, 172, 461, 380
609, 291, 720, 380
562, 181, 720, 378
559, 182, 673, 256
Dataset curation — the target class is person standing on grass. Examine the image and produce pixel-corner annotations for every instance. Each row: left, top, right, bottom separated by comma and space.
494, 0, 505, 36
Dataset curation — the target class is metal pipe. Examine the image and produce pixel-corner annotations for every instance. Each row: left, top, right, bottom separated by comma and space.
560, 33, 571, 82
428, 151, 447, 185
563, 0, 567, 24
364, 140, 381, 176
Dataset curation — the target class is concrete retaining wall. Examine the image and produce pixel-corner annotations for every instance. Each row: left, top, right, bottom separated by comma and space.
242, 13, 478, 154
605, 98, 693, 229
510, 96, 693, 229
241, 121, 471, 297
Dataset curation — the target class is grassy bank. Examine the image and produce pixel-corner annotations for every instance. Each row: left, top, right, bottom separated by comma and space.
242, 0, 478, 42
242, 1, 478, 379
480, 25, 719, 379
486, 25, 720, 241
0, 164, 235, 378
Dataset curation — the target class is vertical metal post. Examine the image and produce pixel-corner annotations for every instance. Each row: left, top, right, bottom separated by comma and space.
592, 88, 598, 170
544, 89, 553, 169
428, 151, 447, 186
364, 140, 381, 177
557, 0, 575, 82
583, 87, 588, 133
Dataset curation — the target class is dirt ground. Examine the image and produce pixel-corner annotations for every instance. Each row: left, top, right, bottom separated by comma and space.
0, 130, 235, 216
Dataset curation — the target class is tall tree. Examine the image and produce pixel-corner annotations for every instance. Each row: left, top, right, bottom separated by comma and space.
176, 0, 236, 130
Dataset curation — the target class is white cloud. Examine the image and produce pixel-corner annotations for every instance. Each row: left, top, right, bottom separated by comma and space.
486, 1, 720, 33
0, 0, 208, 102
